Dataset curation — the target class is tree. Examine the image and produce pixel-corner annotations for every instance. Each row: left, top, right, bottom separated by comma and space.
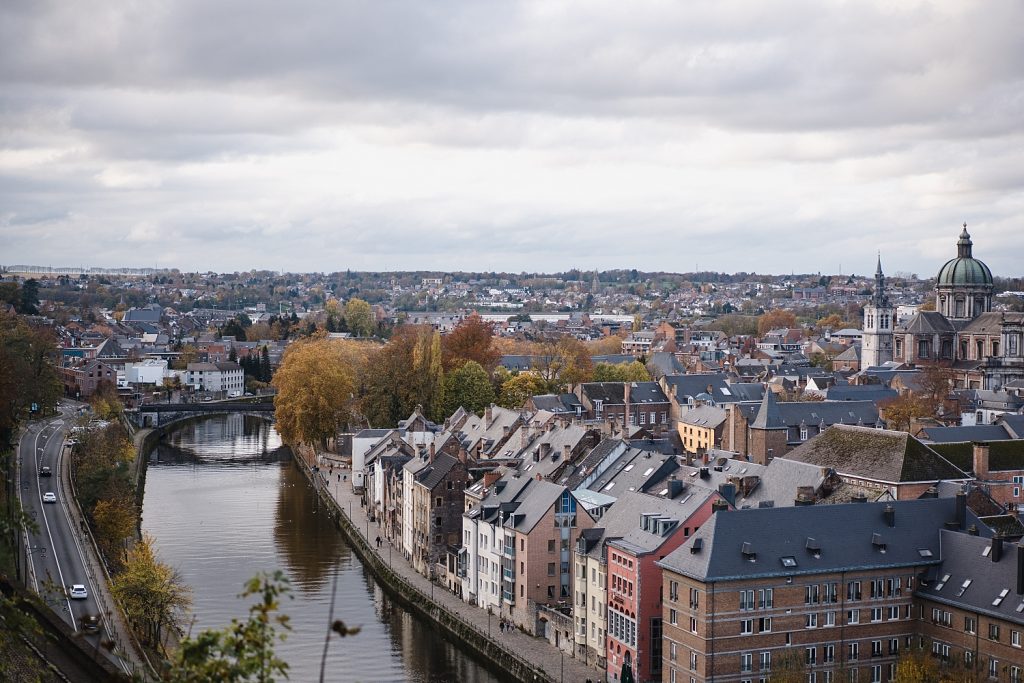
271, 337, 365, 449
443, 361, 496, 416
757, 309, 798, 336
19, 279, 40, 315
881, 394, 932, 433
593, 361, 651, 382
260, 345, 272, 382
891, 648, 941, 683
344, 298, 375, 337
361, 326, 444, 425
168, 572, 292, 683
93, 495, 138, 570
0, 312, 61, 444
816, 313, 844, 330
112, 533, 191, 649
916, 363, 954, 416
498, 373, 551, 409
222, 318, 248, 341
441, 314, 500, 372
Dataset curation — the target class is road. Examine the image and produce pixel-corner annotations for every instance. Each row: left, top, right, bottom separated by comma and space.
17, 402, 133, 674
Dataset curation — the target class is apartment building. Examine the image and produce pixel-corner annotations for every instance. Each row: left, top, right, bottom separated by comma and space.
657, 496, 981, 683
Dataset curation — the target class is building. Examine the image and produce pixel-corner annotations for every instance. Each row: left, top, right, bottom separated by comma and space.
60, 359, 119, 398
577, 382, 671, 428
862, 257, 894, 369
409, 451, 469, 577
781, 424, 971, 500
657, 496, 983, 683
678, 405, 727, 455
184, 361, 244, 395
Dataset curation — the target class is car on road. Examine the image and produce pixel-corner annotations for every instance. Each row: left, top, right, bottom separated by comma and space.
203, 396, 213, 402
42, 492, 57, 504
69, 584, 88, 600
81, 614, 101, 632
38, 466, 52, 477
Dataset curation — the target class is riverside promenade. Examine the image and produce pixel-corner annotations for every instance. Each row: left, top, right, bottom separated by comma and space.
305, 453, 605, 683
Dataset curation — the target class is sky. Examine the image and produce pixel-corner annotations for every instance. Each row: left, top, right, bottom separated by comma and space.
1, 0, 1023, 277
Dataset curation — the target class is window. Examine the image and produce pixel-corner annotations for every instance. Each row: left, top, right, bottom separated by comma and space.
824, 582, 838, 603
805, 613, 818, 628
870, 665, 881, 683
888, 606, 899, 620
824, 644, 835, 663
670, 642, 678, 662
741, 619, 753, 635
759, 652, 771, 672
806, 585, 820, 604
806, 648, 817, 665
759, 617, 772, 633
800, 426, 808, 441
740, 590, 755, 611
741, 653, 752, 673
1013, 630, 1021, 647
548, 539, 556, 552
889, 638, 899, 656
965, 617, 976, 634
669, 580, 679, 602
689, 587, 699, 609
871, 640, 882, 657
870, 608, 882, 622
758, 588, 773, 609
990, 659, 999, 679
547, 563, 555, 576
870, 579, 883, 599
990, 624, 1001, 641
689, 651, 698, 671
1011, 666, 1022, 683
918, 339, 930, 358
824, 611, 836, 627
849, 642, 859, 660
690, 617, 697, 634
669, 609, 678, 626
847, 581, 862, 601
847, 609, 859, 624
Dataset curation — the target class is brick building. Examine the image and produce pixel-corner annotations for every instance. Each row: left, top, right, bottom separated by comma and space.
657, 496, 984, 683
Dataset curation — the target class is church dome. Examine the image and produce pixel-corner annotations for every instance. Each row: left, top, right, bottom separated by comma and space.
936, 225, 993, 287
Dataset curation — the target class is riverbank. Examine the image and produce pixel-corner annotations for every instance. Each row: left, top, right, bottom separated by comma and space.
294, 444, 603, 683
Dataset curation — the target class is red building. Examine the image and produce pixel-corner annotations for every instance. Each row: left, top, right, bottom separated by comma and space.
603, 487, 723, 683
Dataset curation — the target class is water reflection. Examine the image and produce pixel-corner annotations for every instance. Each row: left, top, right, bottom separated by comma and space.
142, 415, 498, 682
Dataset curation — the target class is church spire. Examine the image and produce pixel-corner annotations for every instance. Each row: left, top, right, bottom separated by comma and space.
957, 222, 973, 258
872, 254, 889, 307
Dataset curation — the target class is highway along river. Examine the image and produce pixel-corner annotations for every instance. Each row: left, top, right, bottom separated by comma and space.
141, 414, 498, 682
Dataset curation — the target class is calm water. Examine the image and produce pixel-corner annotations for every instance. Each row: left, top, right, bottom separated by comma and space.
141, 414, 498, 682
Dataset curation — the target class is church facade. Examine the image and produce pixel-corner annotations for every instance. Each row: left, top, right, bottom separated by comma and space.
866, 225, 1024, 390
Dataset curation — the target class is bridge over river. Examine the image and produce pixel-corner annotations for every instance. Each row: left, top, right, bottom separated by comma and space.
130, 400, 275, 428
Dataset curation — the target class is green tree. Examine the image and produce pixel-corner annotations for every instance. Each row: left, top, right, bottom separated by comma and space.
361, 326, 445, 426
343, 298, 375, 338
443, 361, 496, 416
168, 572, 292, 683
19, 279, 40, 314
223, 317, 248, 341
0, 312, 61, 444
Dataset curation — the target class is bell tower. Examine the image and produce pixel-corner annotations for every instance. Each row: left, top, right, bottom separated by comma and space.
862, 255, 894, 368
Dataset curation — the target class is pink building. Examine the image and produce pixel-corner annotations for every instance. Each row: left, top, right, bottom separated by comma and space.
604, 488, 724, 683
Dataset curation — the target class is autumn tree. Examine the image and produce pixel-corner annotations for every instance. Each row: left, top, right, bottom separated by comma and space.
344, 298, 375, 337
498, 373, 551, 409
0, 312, 61, 445
916, 363, 955, 416
532, 336, 594, 391
361, 325, 445, 426
168, 572, 292, 683
443, 361, 496, 417
93, 495, 139, 571
757, 309, 798, 336
593, 361, 650, 382
891, 648, 941, 683
271, 337, 366, 449
881, 394, 932, 433
441, 314, 500, 373
113, 533, 191, 649
816, 313, 845, 330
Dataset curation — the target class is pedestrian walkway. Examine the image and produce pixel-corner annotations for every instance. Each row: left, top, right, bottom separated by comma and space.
312, 460, 604, 683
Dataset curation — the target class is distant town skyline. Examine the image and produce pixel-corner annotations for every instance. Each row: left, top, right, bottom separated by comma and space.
2, 1, 1022, 276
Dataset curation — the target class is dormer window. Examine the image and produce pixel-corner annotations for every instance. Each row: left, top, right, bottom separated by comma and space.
594, 399, 603, 415
800, 426, 809, 442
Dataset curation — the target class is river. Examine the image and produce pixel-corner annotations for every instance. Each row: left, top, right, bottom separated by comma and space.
141, 414, 499, 682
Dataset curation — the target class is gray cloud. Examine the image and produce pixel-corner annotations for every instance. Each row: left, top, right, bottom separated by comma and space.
1, 0, 1022, 276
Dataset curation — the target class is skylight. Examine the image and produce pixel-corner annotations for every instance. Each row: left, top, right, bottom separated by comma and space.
603, 482, 615, 491
780, 556, 797, 568
982, 546, 991, 557
956, 580, 972, 597
624, 464, 634, 472
918, 549, 933, 558
993, 589, 1010, 607
643, 467, 654, 477
935, 574, 950, 591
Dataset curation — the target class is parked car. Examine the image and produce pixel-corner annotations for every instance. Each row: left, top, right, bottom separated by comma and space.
38, 466, 52, 477
42, 492, 57, 504
69, 584, 88, 600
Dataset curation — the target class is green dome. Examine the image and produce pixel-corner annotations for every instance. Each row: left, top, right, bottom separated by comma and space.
936, 225, 993, 287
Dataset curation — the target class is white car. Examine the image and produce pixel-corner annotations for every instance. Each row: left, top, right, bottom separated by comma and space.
69, 584, 88, 600
42, 492, 57, 504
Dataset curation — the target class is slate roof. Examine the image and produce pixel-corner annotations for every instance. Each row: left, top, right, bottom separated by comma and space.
999, 414, 1024, 440
918, 424, 1015, 444
783, 424, 970, 484
742, 398, 881, 431
580, 381, 669, 405
897, 311, 957, 334
960, 311, 1024, 335
592, 354, 637, 366
833, 344, 861, 362
603, 489, 717, 557
415, 453, 460, 490
658, 497, 978, 582
503, 479, 568, 534
583, 448, 677, 498
679, 405, 727, 429
530, 393, 584, 414
916, 529, 1024, 626
826, 385, 898, 403
647, 352, 685, 378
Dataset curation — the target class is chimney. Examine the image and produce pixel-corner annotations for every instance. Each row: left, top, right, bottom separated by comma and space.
1017, 544, 1024, 595
718, 483, 737, 507
711, 499, 729, 514
624, 383, 631, 428
794, 486, 815, 506
429, 442, 436, 463
483, 470, 501, 489
503, 425, 510, 436
667, 474, 684, 499
992, 535, 1003, 563
883, 504, 895, 528
973, 443, 990, 479
955, 490, 967, 530
485, 404, 494, 428
563, 443, 572, 460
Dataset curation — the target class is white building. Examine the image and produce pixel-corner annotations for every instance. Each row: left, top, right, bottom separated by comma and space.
185, 361, 244, 395
125, 359, 169, 386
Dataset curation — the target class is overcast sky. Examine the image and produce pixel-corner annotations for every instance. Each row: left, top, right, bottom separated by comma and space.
1, 1, 1022, 277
